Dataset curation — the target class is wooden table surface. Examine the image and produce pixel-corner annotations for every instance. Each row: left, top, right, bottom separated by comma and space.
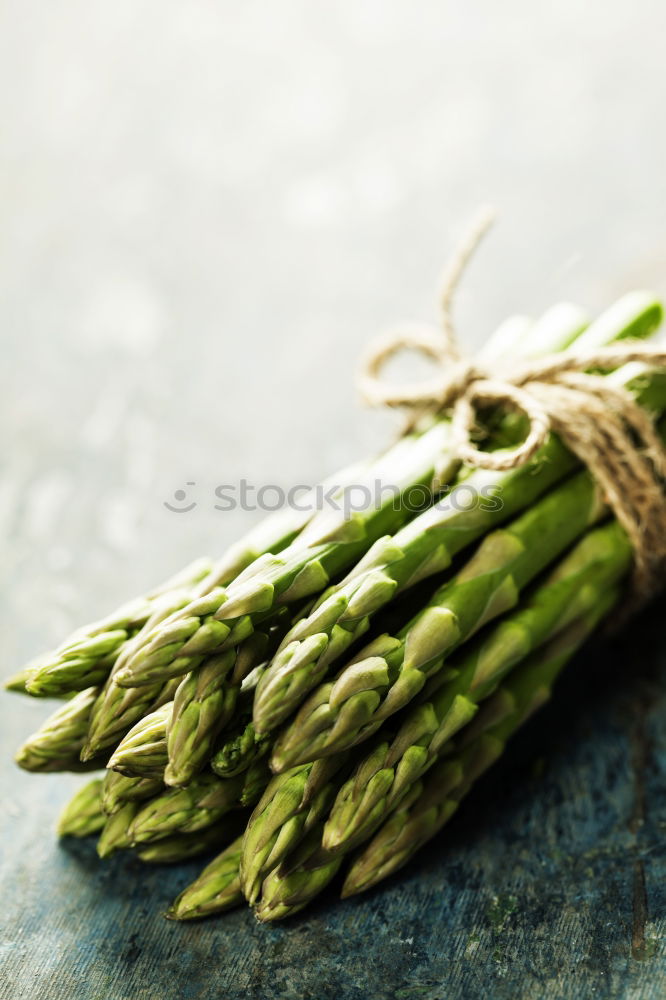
2, 3, 666, 998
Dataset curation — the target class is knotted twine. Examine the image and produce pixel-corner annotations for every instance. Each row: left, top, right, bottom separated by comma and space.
357, 209, 666, 602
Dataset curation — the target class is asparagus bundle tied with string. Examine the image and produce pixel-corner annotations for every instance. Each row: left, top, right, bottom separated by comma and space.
6, 284, 666, 926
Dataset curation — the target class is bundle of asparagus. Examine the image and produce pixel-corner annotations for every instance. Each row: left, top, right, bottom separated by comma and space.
8, 291, 666, 924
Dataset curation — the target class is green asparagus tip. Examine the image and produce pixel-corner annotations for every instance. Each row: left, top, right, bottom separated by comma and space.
163, 903, 202, 922
4, 668, 33, 693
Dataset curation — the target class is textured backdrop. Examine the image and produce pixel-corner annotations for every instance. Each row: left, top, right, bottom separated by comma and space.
2, 2, 666, 998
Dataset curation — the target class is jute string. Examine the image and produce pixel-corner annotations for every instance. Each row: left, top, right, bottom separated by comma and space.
357, 209, 666, 600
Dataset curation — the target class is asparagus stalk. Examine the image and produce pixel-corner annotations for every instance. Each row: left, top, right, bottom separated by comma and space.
81, 585, 286, 764
19, 457, 370, 699
57, 779, 106, 837
24, 559, 213, 697
341, 591, 618, 896
17, 460, 366, 701
101, 770, 164, 814
79, 573, 237, 763
239, 755, 347, 905
114, 419, 457, 689
322, 520, 632, 853
81, 672, 180, 762
5, 661, 70, 698
205, 652, 273, 780
166, 836, 244, 920
164, 629, 283, 788
211, 718, 270, 779
128, 768, 269, 844
136, 822, 237, 864
15, 687, 101, 772
270, 466, 610, 771
253, 827, 343, 922
106, 703, 170, 778
252, 294, 665, 734
239, 757, 274, 808
97, 802, 139, 857
112, 304, 596, 696
201, 460, 371, 583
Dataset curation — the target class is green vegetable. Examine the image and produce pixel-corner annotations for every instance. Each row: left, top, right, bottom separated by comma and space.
211, 719, 270, 779
342, 591, 618, 896
114, 419, 457, 689
136, 823, 235, 864
164, 632, 276, 788
97, 801, 139, 857
15, 687, 100, 772
253, 827, 342, 922
323, 520, 632, 853
107, 703, 170, 778
271, 468, 609, 770
252, 293, 665, 735
240, 755, 347, 905
101, 770, 164, 815
25, 559, 213, 697
81, 673, 180, 762
166, 836, 244, 919
57, 779, 105, 837
128, 769, 268, 844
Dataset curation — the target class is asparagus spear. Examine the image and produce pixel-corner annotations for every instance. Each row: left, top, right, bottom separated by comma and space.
163, 626, 282, 786
107, 302, 614, 792
128, 768, 269, 844
166, 836, 244, 920
20, 457, 372, 699
80, 570, 238, 763
106, 703, 170, 778
57, 779, 106, 837
97, 802, 139, 857
252, 294, 665, 734
5, 661, 69, 698
239, 755, 347, 905
112, 304, 597, 696
114, 419, 457, 689
484, 291, 661, 357
15, 687, 101, 772
211, 719, 270, 778
270, 467, 609, 771
253, 827, 343, 922
82, 584, 288, 764
341, 591, 618, 896
200, 460, 371, 583
24, 559, 213, 697
101, 770, 164, 814
81, 672, 180, 762
239, 757, 274, 808
322, 520, 632, 853
58, 582, 212, 763
164, 630, 281, 788
18, 461, 366, 701
136, 822, 237, 863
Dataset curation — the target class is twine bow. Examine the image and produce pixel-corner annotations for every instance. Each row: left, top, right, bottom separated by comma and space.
358, 209, 666, 599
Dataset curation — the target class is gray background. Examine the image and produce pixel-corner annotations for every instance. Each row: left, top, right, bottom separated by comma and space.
2, 2, 666, 998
